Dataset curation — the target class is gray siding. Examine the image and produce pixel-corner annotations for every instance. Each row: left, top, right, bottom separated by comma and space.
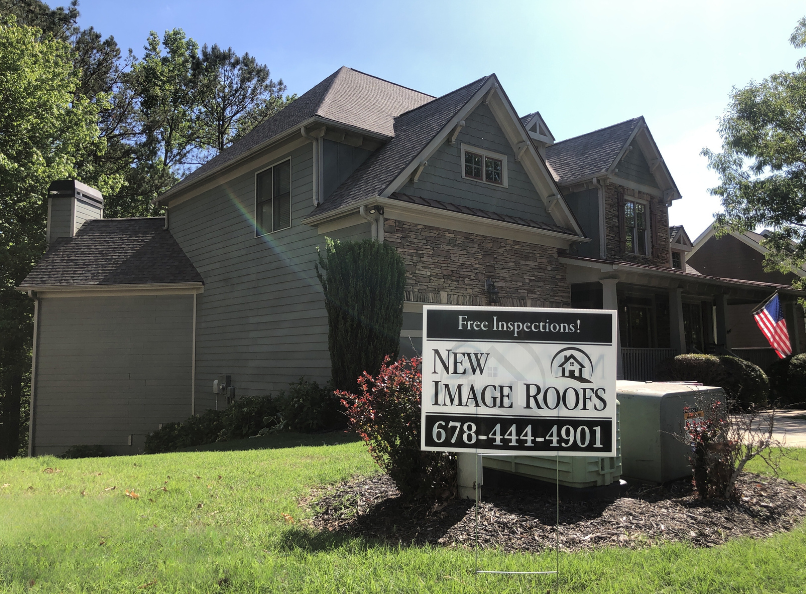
564, 188, 599, 258
399, 103, 554, 224
48, 197, 73, 243
74, 198, 102, 233
170, 143, 364, 409
322, 139, 372, 200
616, 144, 659, 188
33, 294, 193, 456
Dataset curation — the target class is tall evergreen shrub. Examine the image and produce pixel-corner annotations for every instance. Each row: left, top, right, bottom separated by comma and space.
316, 238, 406, 392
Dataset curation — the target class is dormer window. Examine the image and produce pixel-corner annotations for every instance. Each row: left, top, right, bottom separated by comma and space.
461, 144, 508, 187
672, 251, 682, 269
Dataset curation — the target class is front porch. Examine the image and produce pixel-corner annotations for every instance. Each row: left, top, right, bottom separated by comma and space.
563, 256, 806, 380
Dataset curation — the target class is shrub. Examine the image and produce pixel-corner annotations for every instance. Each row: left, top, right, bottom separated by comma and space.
60, 444, 105, 459
339, 356, 456, 501
767, 355, 792, 404
281, 378, 343, 432
785, 354, 806, 407
218, 396, 281, 441
143, 422, 184, 454
316, 238, 406, 393
655, 354, 769, 410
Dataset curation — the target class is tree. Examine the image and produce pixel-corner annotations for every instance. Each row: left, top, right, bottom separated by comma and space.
703, 17, 806, 283
0, 16, 111, 458
195, 44, 289, 155
316, 239, 406, 393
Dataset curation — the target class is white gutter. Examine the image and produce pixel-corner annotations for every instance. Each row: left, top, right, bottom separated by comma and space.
300, 125, 321, 207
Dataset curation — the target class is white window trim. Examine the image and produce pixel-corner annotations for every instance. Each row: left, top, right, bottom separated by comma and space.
254, 157, 292, 237
624, 197, 649, 256
460, 143, 508, 188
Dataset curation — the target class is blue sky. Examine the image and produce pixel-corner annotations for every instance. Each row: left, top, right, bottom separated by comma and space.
76, 0, 805, 238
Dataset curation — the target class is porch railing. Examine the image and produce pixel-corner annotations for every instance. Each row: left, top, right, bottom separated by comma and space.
621, 348, 679, 381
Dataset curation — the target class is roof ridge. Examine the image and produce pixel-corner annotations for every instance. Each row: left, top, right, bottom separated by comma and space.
552, 116, 644, 146
395, 75, 491, 119
342, 67, 435, 99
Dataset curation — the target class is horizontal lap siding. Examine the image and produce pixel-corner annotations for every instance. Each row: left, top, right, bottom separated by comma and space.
33, 295, 193, 455
74, 199, 101, 232
399, 103, 554, 225
170, 144, 349, 407
616, 144, 659, 188
48, 197, 72, 242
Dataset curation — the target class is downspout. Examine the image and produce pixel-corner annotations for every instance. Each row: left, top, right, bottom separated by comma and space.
359, 206, 378, 240
28, 291, 40, 457
191, 292, 197, 416
300, 126, 320, 207
592, 177, 606, 259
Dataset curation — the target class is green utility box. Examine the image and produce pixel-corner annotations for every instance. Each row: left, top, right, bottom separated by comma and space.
617, 381, 724, 483
482, 401, 622, 489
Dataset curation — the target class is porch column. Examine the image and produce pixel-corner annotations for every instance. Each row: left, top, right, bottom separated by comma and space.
669, 287, 686, 353
786, 301, 802, 355
715, 294, 728, 349
600, 279, 622, 379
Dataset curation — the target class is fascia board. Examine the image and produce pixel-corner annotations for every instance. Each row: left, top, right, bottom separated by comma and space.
689, 223, 715, 257
484, 84, 585, 237
380, 77, 497, 199
158, 116, 390, 205
634, 127, 682, 202
305, 196, 583, 249
17, 283, 204, 297
559, 256, 806, 293
606, 122, 644, 176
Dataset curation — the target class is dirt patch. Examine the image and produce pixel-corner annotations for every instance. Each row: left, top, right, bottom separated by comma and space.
306, 474, 806, 553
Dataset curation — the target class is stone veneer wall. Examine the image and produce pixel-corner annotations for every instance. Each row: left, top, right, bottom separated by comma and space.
384, 219, 571, 308
603, 180, 671, 266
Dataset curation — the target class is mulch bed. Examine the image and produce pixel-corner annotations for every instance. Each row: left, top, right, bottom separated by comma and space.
304, 473, 806, 553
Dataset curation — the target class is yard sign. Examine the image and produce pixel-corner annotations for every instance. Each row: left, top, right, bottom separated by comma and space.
421, 305, 617, 456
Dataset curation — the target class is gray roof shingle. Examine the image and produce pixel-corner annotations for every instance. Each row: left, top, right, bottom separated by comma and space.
546, 117, 642, 185
166, 67, 434, 196
306, 76, 491, 218
21, 218, 203, 287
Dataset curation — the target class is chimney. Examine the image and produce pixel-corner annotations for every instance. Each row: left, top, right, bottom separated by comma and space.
46, 180, 104, 246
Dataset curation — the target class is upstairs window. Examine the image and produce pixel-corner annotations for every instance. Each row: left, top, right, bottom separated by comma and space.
671, 251, 682, 269
256, 159, 291, 235
461, 144, 507, 187
624, 200, 647, 256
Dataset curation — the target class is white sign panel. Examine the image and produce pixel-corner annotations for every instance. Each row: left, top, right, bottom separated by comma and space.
420, 305, 617, 457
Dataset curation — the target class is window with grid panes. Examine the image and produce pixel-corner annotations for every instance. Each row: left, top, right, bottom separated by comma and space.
624, 200, 647, 255
256, 159, 291, 235
464, 150, 503, 185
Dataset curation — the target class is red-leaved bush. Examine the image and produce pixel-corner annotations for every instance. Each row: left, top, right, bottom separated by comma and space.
684, 401, 734, 499
338, 356, 456, 501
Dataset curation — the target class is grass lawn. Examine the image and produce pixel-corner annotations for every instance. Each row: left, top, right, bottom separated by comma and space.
0, 435, 804, 593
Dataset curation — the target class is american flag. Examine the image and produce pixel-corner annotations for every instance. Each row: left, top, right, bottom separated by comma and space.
753, 293, 792, 358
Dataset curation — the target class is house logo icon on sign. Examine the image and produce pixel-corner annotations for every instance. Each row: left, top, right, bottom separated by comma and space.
550, 347, 593, 384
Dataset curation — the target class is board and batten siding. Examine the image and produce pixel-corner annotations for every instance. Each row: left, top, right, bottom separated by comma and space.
564, 188, 599, 259
168, 143, 371, 409
32, 294, 193, 456
399, 103, 554, 225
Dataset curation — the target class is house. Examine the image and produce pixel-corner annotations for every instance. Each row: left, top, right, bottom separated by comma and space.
19, 67, 806, 456
687, 225, 806, 369
557, 353, 586, 379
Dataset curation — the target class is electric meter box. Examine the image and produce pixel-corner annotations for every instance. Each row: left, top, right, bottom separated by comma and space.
617, 381, 724, 483
482, 400, 622, 489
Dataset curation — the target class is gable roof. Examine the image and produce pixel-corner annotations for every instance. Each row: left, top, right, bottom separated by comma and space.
520, 111, 555, 145
162, 67, 434, 200
305, 76, 491, 218
669, 225, 693, 249
20, 218, 203, 288
546, 117, 643, 185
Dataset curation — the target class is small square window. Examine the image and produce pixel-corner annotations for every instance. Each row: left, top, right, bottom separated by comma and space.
461, 144, 507, 187
256, 160, 291, 235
